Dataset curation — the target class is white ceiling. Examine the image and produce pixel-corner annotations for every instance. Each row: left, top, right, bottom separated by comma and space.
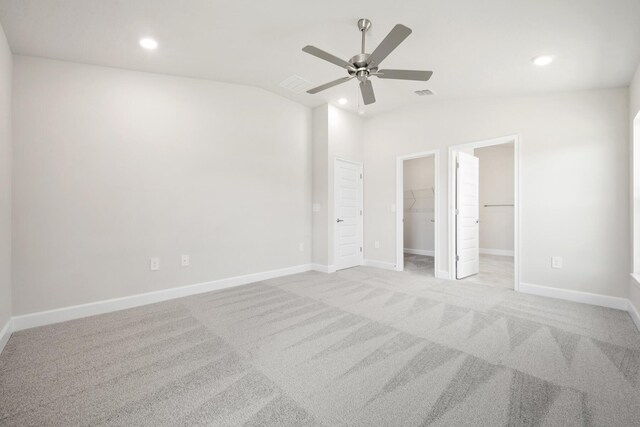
1, 0, 640, 116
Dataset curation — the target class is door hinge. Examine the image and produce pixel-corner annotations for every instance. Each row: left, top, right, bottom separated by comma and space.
360, 247, 362, 253
456, 162, 459, 169
456, 255, 460, 261
360, 210, 362, 216
360, 173, 363, 179
455, 208, 459, 215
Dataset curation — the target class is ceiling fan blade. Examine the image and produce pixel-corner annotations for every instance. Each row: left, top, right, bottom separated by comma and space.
367, 24, 412, 67
302, 45, 354, 70
307, 76, 354, 94
360, 80, 376, 105
376, 69, 433, 81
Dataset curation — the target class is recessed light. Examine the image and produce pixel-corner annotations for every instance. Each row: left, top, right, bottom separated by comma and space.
532, 55, 553, 66
139, 38, 158, 50
338, 98, 348, 105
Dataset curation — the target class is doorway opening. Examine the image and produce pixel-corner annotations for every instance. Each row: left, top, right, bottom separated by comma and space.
396, 150, 440, 277
448, 136, 519, 290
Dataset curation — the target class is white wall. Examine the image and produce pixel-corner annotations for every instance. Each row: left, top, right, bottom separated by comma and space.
11, 56, 312, 315
629, 63, 640, 315
403, 156, 435, 252
476, 144, 514, 253
364, 88, 629, 298
0, 22, 11, 330
631, 64, 640, 122
311, 105, 329, 266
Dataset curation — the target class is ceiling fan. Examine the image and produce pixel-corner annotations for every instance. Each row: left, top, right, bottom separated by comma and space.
302, 19, 433, 105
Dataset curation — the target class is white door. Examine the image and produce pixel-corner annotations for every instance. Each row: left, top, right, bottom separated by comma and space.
334, 159, 363, 270
456, 152, 480, 279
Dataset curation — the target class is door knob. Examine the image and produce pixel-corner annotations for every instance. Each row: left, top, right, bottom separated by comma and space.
336, 219, 344, 223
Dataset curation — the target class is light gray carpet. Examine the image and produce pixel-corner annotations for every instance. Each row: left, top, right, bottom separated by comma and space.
404, 253, 514, 289
1, 267, 639, 426
458, 254, 515, 289
404, 253, 436, 276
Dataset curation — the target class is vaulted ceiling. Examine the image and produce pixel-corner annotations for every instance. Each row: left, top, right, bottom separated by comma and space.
1, 0, 639, 115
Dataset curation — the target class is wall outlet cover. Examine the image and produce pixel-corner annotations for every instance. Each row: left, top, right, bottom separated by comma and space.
150, 257, 160, 271
375, 241, 380, 249
551, 256, 563, 269
181, 254, 190, 267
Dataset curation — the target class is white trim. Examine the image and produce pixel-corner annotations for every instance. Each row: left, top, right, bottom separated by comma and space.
437, 270, 449, 279
479, 248, 514, 257
448, 135, 521, 291
364, 259, 397, 271
311, 264, 336, 273
12, 264, 312, 332
629, 298, 640, 332
0, 318, 13, 355
334, 157, 364, 271
519, 282, 629, 311
404, 248, 435, 256
396, 150, 440, 273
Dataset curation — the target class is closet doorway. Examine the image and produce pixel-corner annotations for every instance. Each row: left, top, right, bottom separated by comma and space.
448, 135, 519, 290
396, 150, 440, 277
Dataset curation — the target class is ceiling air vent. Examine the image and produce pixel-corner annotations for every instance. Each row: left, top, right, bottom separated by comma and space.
279, 75, 313, 94
414, 89, 435, 96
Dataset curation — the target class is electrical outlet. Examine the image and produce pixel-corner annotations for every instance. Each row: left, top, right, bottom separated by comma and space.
181, 254, 190, 267
551, 256, 563, 269
375, 240, 380, 249
298, 243, 304, 252
150, 257, 160, 271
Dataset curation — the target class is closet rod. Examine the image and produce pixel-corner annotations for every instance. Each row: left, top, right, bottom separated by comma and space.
484, 204, 514, 207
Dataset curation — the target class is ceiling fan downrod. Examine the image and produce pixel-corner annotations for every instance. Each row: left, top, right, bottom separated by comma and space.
357, 18, 371, 54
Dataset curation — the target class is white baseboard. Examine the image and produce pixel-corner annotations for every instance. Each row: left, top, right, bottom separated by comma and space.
12, 263, 312, 332
364, 259, 397, 271
0, 318, 13, 355
480, 248, 514, 257
519, 282, 629, 311
310, 264, 336, 273
629, 299, 640, 332
436, 270, 450, 280
403, 248, 435, 256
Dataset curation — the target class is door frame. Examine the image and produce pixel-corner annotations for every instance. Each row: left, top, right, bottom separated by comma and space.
334, 157, 364, 270
447, 135, 521, 291
396, 150, 441, 275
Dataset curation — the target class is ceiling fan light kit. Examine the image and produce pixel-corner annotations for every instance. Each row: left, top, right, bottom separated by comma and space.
302, 18, 433, 105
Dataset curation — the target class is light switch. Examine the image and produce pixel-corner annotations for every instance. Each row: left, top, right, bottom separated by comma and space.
181, 254, 190, 267
551, 256, 563, 269
390, 204, 396, 213
375, 240, 380, 249
312, 203, 320, 212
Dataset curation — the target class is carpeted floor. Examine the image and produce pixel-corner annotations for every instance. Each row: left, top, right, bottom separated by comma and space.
1, 267, 639, 426
404, 253, 514, 289
458, 254, 515, 289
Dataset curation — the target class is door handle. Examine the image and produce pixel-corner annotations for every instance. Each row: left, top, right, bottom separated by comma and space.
336, 219, 344, 223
